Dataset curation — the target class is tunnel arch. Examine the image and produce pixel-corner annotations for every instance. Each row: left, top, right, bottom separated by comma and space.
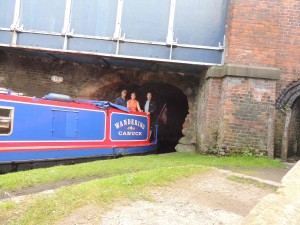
276, 79, 300, 110
276, 79, 300, 161
134, 83, 189, 153
78, 70, 198, 153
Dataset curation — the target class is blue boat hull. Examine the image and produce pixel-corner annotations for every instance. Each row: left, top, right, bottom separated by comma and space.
0, 145, 157, 164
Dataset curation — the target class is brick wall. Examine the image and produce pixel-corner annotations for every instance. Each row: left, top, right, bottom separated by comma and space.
197, 77, 222, 152
225, 0, 300, 90
218, 77, 277, 155
225, 0, 280, 67
0, 51, 101, 99
274, 0, 300, 155
223, 0, 300, 156
198, 66, 277, 156
275, 0, 300, 92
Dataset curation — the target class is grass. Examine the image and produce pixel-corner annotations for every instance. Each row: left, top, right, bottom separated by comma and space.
0, 153, 284, 195
0, 153, 284, 224
0, 201, 17, 223
227, 175, 278, 191
1, 165, 207, 225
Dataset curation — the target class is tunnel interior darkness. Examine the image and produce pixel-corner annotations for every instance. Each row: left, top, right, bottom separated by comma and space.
135, 83, 189, 153
288, 98, 300, 159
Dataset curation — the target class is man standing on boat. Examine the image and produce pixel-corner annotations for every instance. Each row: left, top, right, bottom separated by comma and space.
114, 89, 127, 107
143, 92, 156, 116
143, 92, 157, 134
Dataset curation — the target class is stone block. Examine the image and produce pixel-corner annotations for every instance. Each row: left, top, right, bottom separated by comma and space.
182, 128, 196, 139
178, 136, 196, 145
175, 144, 196, 153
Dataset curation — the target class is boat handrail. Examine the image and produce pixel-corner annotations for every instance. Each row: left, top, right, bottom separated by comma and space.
0, 88, 23, 96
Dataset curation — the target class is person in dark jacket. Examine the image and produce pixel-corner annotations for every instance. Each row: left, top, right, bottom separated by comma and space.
114, 89, 127, 107
143, 92, 157, 136
143, 92, 156, 116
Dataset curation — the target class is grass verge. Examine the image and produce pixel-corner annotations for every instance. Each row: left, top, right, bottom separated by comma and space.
2, 165, 207, 225
0, 153, 283, 195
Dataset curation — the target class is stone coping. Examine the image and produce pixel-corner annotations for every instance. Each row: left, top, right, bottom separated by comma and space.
206, 64, 281, 80
242, 160, 300, 225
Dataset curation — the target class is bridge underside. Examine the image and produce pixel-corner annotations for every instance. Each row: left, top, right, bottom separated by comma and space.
0, 46, 210, 74
0, 0, 227, 66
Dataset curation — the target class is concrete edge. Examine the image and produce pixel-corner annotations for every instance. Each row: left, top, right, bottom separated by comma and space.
206, 64, 281, 80
242, 160, 300, 225
213, 168, 282, 188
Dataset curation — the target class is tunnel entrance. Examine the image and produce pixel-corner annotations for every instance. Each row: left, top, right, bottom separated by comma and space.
276, 79, 300, 161
91, 82, 189, 154
78, 69, 195, 153
287, 98, 300, 161
133, 83, 189, 153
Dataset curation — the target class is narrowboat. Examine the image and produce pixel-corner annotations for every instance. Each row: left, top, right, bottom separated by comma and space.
0, 90, 158, 165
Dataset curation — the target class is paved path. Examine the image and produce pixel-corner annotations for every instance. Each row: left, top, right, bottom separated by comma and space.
58, 170, 278, 225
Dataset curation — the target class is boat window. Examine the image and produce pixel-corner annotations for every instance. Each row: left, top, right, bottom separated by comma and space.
0, 107, 14, 135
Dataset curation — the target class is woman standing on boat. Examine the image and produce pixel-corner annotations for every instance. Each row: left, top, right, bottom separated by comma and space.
127, 92, 143, 112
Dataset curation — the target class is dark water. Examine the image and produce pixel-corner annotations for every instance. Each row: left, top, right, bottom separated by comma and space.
157, 140, 177, 154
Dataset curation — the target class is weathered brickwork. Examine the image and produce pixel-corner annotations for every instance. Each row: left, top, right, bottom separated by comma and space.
0, 52, 100, 98
197, 69, 277, 156
225, 0, 280, 67
220, 0, 300, 156
218, 77, 277, 155
274, 0, 300, 156
275, 0, 300, 92
225, 0, 300, 96
197, 77, 223, 152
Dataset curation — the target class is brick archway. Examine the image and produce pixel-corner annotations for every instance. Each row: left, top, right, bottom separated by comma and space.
276, 79, 300, 110
276, 79, 300, 160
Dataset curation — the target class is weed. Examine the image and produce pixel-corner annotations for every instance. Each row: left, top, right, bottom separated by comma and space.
208, 146, 218, 155
242, 146, 255, 157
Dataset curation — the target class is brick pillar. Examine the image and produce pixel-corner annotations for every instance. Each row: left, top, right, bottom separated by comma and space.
199, 64, 280, 156
196, 77, 222, 153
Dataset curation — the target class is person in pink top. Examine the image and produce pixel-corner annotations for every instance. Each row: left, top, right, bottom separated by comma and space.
127, 92, 142, 112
